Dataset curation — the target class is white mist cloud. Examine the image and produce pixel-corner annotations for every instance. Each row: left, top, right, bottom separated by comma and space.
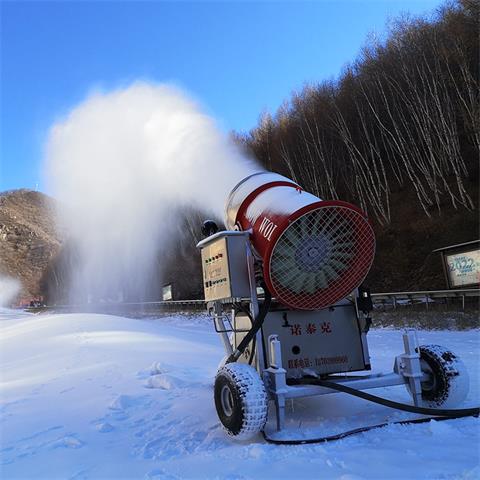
45, 82, 260, 302
0, 276, 21, 307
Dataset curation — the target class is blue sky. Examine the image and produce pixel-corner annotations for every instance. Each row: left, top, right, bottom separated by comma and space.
1, 0, 443, 192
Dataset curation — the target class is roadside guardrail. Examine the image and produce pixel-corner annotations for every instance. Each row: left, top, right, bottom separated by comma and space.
370, 288, 479, 311
24, 288, 478, 314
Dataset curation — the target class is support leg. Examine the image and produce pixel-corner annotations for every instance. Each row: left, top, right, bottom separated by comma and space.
275, 395, 286, 432
265, 334, 288, 433
394, 329, 423, 406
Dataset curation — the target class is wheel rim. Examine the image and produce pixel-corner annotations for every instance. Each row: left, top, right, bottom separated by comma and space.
220, 385, 234, 416
420, 359, 436, 393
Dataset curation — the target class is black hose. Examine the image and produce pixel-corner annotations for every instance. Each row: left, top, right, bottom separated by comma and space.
262, 415, 474, 445
227, 284, 272, 363
236, 303, 257, 365
289, 379, 480, 417
262, 379, 479, 445
248, 335, 257, 365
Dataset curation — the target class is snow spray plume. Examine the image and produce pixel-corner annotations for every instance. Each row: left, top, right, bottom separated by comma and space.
0, 276, 21, 307
45, 83, 260, 303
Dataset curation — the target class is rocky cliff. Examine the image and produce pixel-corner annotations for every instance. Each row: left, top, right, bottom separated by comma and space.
0, 190, 62, 303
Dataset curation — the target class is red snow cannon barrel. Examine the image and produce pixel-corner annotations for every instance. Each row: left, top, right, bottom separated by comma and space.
225, 172, 375, 310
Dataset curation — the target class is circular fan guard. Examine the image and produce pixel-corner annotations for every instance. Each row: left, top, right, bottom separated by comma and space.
268, 205, 375, 310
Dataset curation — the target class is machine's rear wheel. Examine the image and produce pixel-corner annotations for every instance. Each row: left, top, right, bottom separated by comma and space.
214, 363, 267, 439
408, 345, 469, 408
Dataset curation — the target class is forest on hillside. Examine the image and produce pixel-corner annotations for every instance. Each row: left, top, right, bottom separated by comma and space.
229, 0, 478, 292
239, 0, 478, 224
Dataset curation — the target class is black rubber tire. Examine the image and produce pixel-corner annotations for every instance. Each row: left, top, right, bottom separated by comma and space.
216, 355, 228, 372
214, 363, 268, 440
408, 344, 469, 408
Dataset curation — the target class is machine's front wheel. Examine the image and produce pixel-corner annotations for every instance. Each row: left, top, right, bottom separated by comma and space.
214, 363, 267, 439
408, 344, 469, 408
216, 355, 228, 372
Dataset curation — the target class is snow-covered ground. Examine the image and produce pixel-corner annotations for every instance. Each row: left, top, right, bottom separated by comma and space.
0, 311, 478, 479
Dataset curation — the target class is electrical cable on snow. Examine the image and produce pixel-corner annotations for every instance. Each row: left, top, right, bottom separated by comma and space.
262, 414, 477, 445
262, 379, 479, 445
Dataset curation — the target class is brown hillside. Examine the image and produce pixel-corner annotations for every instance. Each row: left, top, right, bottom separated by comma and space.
0, 189, 62, 302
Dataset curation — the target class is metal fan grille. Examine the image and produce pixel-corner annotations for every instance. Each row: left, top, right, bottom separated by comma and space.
269, 205, 375, 310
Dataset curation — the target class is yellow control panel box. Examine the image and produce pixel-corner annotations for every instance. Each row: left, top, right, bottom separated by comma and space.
199, 232, 251, 302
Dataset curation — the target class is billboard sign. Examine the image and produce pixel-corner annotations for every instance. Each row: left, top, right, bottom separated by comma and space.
446, 249, 480, 288
162, 284, 173, 301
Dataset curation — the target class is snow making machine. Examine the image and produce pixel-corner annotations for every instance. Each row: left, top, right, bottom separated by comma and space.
197, 172, 475, 442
